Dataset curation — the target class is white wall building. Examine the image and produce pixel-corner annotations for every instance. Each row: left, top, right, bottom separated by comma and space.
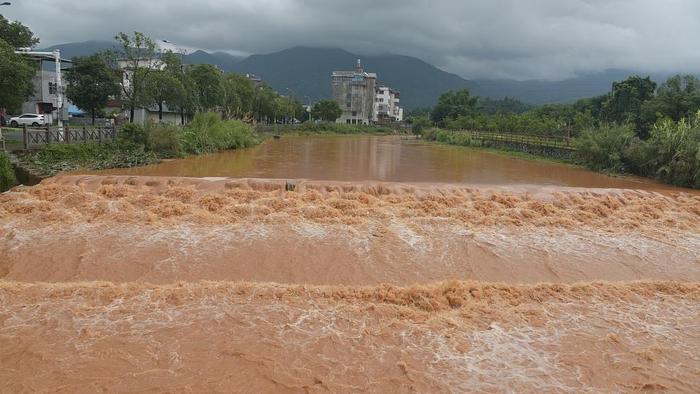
373, 86, 403, 122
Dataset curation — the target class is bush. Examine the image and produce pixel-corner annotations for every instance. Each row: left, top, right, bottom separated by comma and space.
144, 122, 182, 158
179, 112, 257, 155
573, 125, 634, 172
627, 117, 700, 188
0, 151, 17, 192
118, 123, 147, 146
410, 116, 432, 134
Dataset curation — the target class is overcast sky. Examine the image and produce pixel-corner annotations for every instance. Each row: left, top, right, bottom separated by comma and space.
3, 0, 700, 80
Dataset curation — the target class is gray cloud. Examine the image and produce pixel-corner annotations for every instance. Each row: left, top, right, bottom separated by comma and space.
3, 0, 700, 80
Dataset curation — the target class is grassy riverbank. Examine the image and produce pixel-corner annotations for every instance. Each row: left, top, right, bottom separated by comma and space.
421, 122, 700, 189
15, 113, 259, 179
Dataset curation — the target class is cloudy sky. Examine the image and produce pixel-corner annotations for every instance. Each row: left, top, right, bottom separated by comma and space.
3, 0, 700, 80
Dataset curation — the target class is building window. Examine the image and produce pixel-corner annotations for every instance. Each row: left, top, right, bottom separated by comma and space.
48, 82, 57, 95
346, 119, 351, 124
351, 111, 357, 117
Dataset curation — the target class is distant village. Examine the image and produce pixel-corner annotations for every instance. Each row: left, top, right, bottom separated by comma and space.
11, 49, 403, 127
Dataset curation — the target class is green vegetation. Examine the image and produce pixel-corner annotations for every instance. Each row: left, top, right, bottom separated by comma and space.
310, 100, 342, 122
414, 74, 700, 188
294, 122, 394, 135
0, 151, 17, 192
19, 113, 258, 177
65, 54, 120, 125
0, 15, 38, 113
19, 142, 157, 177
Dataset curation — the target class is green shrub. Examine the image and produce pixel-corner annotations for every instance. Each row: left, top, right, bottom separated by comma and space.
635, 117, 700, 188
144, 122, 182, 158
573, 125, 634, 172
0, 151, 17, 192
118, 123, 147, 146
410, 116, 432, 134
180, 112, 257, 155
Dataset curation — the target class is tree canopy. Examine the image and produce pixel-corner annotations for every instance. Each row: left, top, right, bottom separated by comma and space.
65, 53, 120, 124
430, 89, 478, 125
0, 17, 37, 112
311, 100, 342, 122
0, 14, 39, 48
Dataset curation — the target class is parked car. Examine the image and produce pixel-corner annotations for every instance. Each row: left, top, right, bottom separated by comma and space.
8, 114, 47, 127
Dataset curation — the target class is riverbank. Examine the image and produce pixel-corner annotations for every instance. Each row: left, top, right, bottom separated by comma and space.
423, 123, 700, 190
1, 175, 699, 391
9, 113, 259, 182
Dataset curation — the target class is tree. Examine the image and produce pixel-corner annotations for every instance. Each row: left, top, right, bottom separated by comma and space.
650, 75, 700, 121
431, 89, 478, 125
310, 100, 342, 122
0, 14, 39, 48
0, 39, 35, 113
602, 75, 657, 136
222, 73, 254, 120
188, 64, 224, 112
115, 32, 157, 123
65, 54, 120, 125
0, 16, 38, 113
144, 70, 185, 121
161, 51, 197, 124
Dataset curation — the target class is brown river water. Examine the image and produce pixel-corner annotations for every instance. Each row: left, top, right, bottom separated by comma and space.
92, 135, 687, 191
3, 136, 700, 392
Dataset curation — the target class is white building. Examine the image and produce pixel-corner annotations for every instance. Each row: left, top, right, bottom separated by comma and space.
373, 86, 403, 122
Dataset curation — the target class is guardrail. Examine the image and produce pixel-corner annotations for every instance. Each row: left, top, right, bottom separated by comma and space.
9, 125, 118, 150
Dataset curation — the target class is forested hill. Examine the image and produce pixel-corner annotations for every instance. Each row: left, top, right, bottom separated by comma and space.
228, 47, 476, 109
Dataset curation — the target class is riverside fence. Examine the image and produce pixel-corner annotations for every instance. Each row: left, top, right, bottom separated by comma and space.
1, 125, 118, 151
454, 129, 577, 159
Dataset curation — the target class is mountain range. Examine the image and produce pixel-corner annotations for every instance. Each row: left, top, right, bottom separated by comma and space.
43, 41, 684, 109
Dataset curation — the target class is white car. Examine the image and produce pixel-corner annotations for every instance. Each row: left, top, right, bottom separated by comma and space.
9, 114, 47, 127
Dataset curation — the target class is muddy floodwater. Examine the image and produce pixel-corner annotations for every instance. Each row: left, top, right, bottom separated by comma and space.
93, 135, 685, 191
3, 135, 700, 392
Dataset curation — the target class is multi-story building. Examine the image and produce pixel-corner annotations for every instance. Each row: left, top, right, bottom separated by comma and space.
373, 86, 403, 122
331, 60, 377, 125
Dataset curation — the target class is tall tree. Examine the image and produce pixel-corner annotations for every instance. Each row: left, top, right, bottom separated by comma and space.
430, 89, 478, 125
222, 73, 254, 120
652, 75, 700, 121
144, 70, 185, 121
0, 39, 35, 113
0, 14, 39, 48
602, 75, 656, 136
188, 64, 224, 112
65, 54, 120, 125
115, 32, 157, 123
310, 100, 342, 122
